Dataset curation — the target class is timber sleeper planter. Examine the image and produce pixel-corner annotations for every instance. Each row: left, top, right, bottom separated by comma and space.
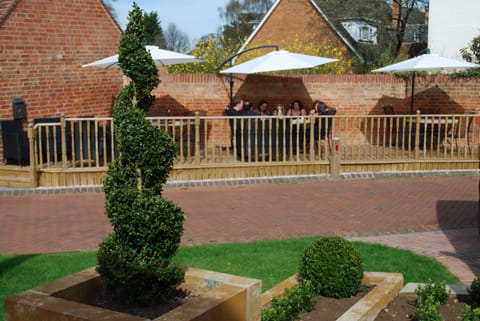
261, 272, 404, 321
4, 266, 262, 321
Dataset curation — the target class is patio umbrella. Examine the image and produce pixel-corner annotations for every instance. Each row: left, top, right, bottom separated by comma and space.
219, 49, 338, 74
372, 53, 480, 113
82, 45, 203, 68
219, 49, 338, 106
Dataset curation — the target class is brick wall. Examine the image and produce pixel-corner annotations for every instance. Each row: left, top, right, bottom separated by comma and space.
151, 72, 480, 117
0, 0, 122, 122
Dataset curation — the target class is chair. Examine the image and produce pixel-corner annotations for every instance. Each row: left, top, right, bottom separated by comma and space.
1, 120, 30, 166
383, 105, 397, 146
314, 108, 336, 141
33, 117, 63, 163
383, 105, 394, 115
419, 107, 440, 114
72, 118, 98, 162
441, 111, 475, 153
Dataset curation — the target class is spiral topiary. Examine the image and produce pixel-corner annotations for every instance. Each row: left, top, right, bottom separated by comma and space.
298, 236, 363, 298
96, 3, 185, 306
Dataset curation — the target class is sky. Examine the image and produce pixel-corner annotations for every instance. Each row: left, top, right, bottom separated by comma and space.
111, 0, 230, 40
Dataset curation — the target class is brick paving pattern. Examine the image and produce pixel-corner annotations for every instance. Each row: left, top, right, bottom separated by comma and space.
0, 174, 478, 284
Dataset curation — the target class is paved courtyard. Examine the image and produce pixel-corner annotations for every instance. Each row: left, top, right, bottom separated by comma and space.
0, 174, 479, 284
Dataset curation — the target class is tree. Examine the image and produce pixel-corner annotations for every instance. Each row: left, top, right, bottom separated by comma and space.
144, 11, 166, 48
458, 33, 480, 77
461, 33, 480, 64
168, 34, 238, 73
164, 23, 189, 52
219, 0, 274, 48
97, 2, 185, 306
390, 0, 429, 57
314, 0, 428, 70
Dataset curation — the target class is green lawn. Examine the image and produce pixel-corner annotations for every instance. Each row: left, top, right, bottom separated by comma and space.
0, 238, 460, 320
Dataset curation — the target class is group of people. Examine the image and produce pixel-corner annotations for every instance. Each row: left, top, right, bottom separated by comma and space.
226, 99, 333, 117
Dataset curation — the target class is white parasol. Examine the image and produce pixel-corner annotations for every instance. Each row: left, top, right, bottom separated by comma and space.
372, 53, 480, 112
82, 45, 203, 68
219, 50, 337, 74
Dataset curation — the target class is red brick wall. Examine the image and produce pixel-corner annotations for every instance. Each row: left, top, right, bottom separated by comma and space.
151, 72, 480, 117
0, 0, 122, 122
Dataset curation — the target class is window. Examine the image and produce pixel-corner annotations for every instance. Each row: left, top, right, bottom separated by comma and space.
413, 31, 422, 43
359, 25, 375, 43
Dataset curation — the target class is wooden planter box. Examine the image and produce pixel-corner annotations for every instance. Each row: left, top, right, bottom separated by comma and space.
261, 272, 404, 321
4, 266, 262, 321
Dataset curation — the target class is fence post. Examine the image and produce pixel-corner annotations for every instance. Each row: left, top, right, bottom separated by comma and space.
414, 110, 421, 159
330, 137, 341, 178
27, 123, 37, 188
194, 112, 201, 165
60, 115, 67, 169
309, 111, 315, 161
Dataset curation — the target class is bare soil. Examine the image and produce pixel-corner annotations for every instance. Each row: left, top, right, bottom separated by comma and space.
300, 290, 471, 321
375, 294, 472, 321
82, 288, 191, 319
81, 287, 472, 320
299, 286, 371, 321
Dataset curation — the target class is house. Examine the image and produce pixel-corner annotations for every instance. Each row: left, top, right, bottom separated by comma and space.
390, 1, 428, 58
339, 18, 378, 45
0, 0, 123, 123
428, 0, 480, 59
236, 0, 362, 66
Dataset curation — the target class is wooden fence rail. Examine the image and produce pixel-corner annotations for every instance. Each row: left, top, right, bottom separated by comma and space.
23, 111, 479, 187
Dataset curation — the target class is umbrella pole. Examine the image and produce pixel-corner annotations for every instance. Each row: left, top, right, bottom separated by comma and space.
229, 73, 233, 108
216, 45, 280, 107
410, 71, 416, 114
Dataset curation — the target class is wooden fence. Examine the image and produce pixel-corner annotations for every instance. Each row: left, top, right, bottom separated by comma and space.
22, 111, 479, 187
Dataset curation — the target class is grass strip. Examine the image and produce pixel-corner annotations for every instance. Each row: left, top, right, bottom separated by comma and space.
0, 238, 460, 320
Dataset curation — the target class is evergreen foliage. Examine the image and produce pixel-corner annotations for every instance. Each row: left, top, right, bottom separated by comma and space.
468, 278, 480, 308
298, 236, 363, 298
261, 280, 316, 321
97, 2, 185, 306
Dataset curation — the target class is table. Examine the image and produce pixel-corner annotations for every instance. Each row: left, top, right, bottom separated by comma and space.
405, 117, 459, 149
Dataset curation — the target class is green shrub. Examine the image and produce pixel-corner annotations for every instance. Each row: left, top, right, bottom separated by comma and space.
261, 280, 316, 321
416, 295, 443, 321
461, 304, 480, 321
97, 3, 185, 306
415, 280, 450, 321
415, 280, 450, 306
298, 236, 363, 298
469, 278, 480, 307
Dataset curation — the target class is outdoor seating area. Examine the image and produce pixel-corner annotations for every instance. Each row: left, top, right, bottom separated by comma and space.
1, 110, 478, 188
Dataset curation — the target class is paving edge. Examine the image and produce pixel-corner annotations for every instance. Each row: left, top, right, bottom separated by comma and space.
400, 282, 468, 295
1, 169, 479, 196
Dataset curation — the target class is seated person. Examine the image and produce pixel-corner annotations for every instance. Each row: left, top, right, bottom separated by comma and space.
225, 98, 244, 116
255, 100, 272, 116
243, 101, 259, 116
311, 100, 335, 140
312, 100, 330, 115
286, 99, 307, 116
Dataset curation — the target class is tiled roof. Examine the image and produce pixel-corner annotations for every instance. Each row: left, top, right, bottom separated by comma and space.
0, 0, 20, 26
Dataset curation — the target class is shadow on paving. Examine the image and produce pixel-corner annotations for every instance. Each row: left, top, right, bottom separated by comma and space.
437, 199, 480, 281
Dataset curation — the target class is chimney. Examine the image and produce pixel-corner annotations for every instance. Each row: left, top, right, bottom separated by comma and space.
392, 1, 401, 26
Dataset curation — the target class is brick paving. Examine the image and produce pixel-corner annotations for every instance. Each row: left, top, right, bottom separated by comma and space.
0, 174, 479, 284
